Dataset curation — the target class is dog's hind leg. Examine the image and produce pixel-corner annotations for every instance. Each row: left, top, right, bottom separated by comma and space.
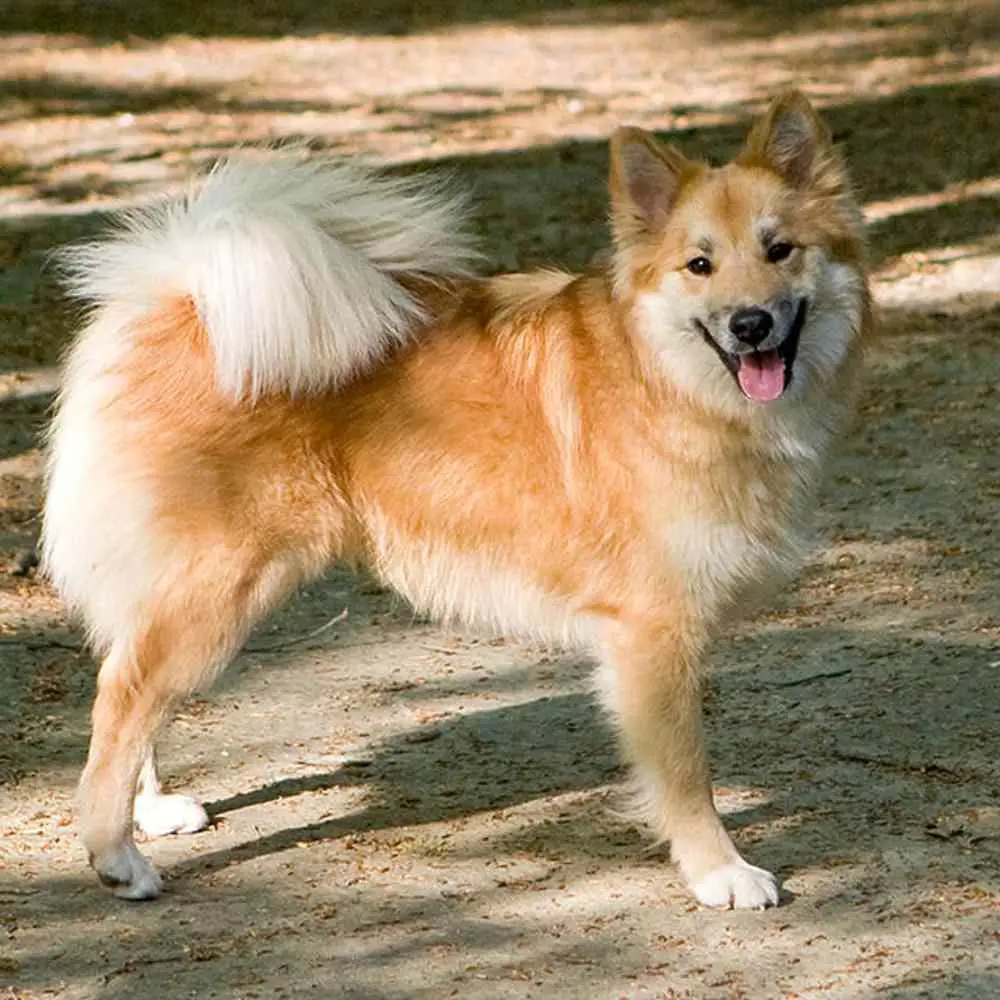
599, 619, 780, 910
81, 642, 184, 900
79, 551, 305, 900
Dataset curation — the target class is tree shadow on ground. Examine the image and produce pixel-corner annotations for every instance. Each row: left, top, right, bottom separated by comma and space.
14, 75, 997, 239
0, 0, 928, 42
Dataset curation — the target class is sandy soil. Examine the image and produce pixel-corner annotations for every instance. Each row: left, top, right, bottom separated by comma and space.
2, 2, 1000, 997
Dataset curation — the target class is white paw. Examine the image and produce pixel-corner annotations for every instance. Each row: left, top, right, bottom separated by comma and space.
692, 860, 780, 910
135, 793, 210, 838
92, 842, 163, 900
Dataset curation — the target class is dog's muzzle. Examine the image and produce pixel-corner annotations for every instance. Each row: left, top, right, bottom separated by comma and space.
695, 299, 808, 402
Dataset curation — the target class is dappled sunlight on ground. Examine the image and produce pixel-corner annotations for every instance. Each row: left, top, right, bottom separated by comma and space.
1, 0, 998, 220
2, 1, 1000, 997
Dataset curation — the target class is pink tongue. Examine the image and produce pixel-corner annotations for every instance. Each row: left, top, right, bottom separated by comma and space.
737, 350, 785, 401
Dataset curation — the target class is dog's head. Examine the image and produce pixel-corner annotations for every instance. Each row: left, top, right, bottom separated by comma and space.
609, 91, 867, 411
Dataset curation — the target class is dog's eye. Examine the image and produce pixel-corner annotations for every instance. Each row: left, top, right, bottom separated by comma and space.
767, 242, 795, 263
686, 256, 713, 276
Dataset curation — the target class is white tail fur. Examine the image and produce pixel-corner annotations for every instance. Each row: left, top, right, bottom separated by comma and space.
59, 151, 479, 397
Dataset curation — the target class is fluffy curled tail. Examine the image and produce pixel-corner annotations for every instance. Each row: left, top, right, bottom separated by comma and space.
60, 151, 478, 398
43, 151, 476, 652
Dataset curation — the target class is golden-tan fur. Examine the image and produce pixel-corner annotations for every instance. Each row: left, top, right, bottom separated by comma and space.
43, 91, 871, 908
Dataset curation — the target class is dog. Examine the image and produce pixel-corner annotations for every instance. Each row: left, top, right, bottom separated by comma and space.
42, 90, 870, 908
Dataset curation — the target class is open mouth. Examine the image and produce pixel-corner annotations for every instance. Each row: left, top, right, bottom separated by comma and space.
695, 299, 808, 403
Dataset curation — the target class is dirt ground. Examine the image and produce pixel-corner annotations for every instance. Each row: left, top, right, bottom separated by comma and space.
2, 2, 1000, 997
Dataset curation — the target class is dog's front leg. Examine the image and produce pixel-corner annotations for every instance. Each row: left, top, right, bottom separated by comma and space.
600, 620, 779, 909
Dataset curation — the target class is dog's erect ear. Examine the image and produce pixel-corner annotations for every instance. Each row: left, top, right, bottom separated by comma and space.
609, 127, 691, 236
739, 90, 842, 191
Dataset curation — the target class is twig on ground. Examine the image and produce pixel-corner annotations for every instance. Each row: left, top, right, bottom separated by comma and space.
102, 953, 187, 984
245, 608, 348, 653
772, 667, 853, 688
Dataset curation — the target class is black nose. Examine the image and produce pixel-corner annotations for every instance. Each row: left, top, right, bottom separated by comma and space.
729, 307, 774, 346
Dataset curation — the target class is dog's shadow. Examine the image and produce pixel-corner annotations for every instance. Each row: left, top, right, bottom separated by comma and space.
184, 688, 646, 876
175, 610, 1000, 894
